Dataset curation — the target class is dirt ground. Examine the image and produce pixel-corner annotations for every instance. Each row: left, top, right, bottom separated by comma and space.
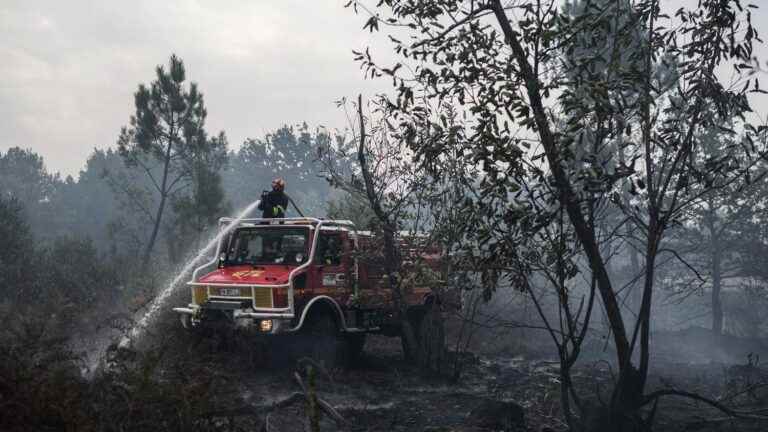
118, 317, 768, 432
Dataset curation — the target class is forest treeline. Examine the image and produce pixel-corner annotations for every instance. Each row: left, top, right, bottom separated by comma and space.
0, 122, 343, 314
0, 127, 336, 263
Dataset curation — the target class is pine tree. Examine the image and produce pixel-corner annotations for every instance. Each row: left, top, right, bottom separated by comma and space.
117, 54, 221, 268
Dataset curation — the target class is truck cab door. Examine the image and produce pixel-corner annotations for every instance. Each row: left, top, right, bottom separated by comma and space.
309, 232, 348, 296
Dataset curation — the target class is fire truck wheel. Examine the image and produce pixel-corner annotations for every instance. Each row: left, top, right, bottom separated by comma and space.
344, 334, 366, 365
179, 313, 202, 335
401, 308, 426, 361
302, 312, 344, 368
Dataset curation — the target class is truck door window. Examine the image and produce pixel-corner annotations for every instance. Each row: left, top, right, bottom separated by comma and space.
315, 233, 342, 266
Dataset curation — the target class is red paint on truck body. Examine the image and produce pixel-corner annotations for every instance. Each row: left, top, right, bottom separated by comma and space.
199, 265, 293, 285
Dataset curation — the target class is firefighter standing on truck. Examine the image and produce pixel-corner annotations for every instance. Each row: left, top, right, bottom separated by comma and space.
259, 178, 288, 218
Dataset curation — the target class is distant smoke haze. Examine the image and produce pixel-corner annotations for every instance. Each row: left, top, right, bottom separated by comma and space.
2, 1, 767, 177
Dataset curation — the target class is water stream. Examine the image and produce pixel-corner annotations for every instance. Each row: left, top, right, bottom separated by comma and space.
118, 199, 261, 347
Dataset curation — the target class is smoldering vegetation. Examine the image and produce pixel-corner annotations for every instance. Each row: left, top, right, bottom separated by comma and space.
2, 251, 767, 432
2, 163, 768, 432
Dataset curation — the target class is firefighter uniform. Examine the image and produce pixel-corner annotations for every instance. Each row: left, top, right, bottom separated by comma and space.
258, 189, 289, 218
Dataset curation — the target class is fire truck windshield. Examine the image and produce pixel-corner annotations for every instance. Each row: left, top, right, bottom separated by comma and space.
224, 227, 309, 266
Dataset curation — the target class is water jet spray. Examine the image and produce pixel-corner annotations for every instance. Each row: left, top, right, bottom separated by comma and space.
118, 199, 261, 348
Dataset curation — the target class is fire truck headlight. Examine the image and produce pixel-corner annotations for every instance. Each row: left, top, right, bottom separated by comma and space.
259, 319, 273, 332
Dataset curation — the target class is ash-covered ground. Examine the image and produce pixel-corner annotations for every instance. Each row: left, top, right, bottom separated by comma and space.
105, 313, 768, 432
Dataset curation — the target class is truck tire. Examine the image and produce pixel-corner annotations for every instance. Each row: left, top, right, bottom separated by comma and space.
302, 312, 344, 368
344, 333, 366, 365
401, 302, 445, 367
401, 307, 425, 362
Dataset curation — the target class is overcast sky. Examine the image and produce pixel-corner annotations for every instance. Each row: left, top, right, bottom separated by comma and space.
2, 1, 767, 178
1, 0, 393, 178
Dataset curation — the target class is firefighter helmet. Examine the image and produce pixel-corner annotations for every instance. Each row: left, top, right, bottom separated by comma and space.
272, 178, 286, 191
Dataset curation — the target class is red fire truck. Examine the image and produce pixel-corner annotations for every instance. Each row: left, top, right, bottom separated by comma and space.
172, 217, 442, 360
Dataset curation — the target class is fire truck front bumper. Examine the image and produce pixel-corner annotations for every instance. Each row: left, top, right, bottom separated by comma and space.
173, 304, 294, 334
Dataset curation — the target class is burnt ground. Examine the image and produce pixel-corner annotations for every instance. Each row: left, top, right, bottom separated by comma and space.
108, 317, 768, 432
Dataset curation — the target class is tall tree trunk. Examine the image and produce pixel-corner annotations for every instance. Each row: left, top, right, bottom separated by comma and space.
628, 240, 642, 327
165, 225, 182, 266
354, 95, 421, 366
490, 3, 647, 429
710, 221, 724, 335
490, 0, 631, 369
704, 205, 724, 335
142, 136, 174, 268
712, 253, 723, 335
636, 229, 659, 395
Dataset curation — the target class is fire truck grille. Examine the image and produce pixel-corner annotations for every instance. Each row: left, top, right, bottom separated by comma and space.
192, 286, 208, 304
253, 287, 273, 308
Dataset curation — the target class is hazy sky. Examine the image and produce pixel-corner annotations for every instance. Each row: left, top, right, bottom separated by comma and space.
2, 1, 767, 178
1, 0, 392, 177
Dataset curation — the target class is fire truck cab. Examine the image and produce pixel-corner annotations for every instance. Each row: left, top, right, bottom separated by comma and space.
172, 217, 438, 355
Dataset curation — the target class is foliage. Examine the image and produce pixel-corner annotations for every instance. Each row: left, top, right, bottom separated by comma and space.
0, 147, 61, 236
326, 192, 378, 229
317, 97, 423, 227
166, 131, 230, 263
36, 237, 122, 319
0, 312, 240, 432
0, 190, 126, 329
0, 147, 56, 206
0, 196, 35, 304
668, 123, 768, 334
317, 96, 448, 372
223, 124, 332, 216
117, 54, 226, 266
347, 0, 766, 428
0, 311, 90, 432
61, 149, 141, 254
